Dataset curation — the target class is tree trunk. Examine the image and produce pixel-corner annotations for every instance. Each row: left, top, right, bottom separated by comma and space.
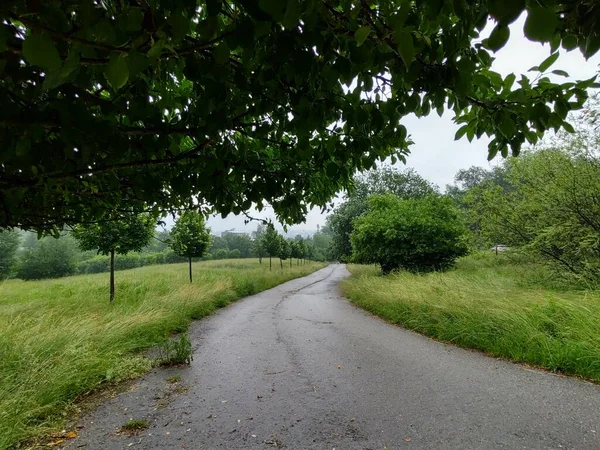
269, 256, 272, 271
289, 258, 292, 267
189, 256, 193, 283
280, 258, 283, 269
109, 249, 115, 303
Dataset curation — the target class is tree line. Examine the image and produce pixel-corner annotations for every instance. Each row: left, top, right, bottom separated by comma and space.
0, 212, 332, 300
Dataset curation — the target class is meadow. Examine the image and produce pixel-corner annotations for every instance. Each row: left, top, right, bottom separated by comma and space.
0, 259, 325, 449
342, 253, 600, 383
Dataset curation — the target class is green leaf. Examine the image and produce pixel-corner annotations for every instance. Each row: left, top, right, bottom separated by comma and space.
498, 116, 515, 138
524, 8, 559, 43
147, 39, 165, 58
487, 0, 525, 26
486, 25, 510, 52
259, 0, 284, 20
23, 32, 61, 71
354, 26, 371, 47
584, 34, 600, 59
213, 42, 230, 64
454, 125, 469, 141
538, 52, 559, 72
127, 50, 150, 78
561, 35, 578, 51
170, 12, 190, 42
487, 145, 499, 161
562, 121, 575, 133
283, 0, 302, 30
551, 69, 569, 77
105, 53, 129, 90
0, 25, 9, 52
394, 30, 415, 69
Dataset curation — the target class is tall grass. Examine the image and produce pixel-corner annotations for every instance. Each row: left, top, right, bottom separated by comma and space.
342, 253, 600, 382
0, 259, 325, 449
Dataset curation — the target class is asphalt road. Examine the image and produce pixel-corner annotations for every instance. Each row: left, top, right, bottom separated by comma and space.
69, 264, 600, 450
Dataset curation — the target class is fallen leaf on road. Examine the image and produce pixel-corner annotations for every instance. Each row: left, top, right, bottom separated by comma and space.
405, 436, 412, 442
65, 431, 77, 439
337, 365, 341, 369
46, 439, 64, 447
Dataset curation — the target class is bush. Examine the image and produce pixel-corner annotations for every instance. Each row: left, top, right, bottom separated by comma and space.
228, 249, 241, 259
163, 250, 188, 264
213, 248, 229, 260
351, 194, 469, 274
17, 236, 78, 280
78, 255, 109, 274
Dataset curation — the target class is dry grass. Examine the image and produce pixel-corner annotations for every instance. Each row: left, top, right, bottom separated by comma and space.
0, 259, 325, 448
342, 253, 600, 382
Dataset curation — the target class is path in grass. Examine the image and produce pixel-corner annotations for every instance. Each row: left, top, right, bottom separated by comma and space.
68, 264, 600, 450
0, 259, 325, 449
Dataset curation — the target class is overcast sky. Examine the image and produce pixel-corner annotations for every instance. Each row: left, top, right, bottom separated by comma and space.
204, 14, 600, 236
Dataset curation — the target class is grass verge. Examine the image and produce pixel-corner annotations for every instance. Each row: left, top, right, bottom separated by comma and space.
0, 259, 325, 448
341, 253, 600, 382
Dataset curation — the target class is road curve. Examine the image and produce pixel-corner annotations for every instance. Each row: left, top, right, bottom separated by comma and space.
70, 264, 600, 449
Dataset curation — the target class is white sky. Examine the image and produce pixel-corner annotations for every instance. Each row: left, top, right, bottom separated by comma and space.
205, 15, 600, 235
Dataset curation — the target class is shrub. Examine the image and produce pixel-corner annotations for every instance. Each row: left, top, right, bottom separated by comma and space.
228, 249, 241, 259
351, 194, 469, 274
213, 248, 229, 260
157, 335, 193, 365
16, 236, 77, 280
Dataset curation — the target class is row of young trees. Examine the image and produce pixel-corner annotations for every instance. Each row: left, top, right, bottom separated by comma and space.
256, 223, 310, 271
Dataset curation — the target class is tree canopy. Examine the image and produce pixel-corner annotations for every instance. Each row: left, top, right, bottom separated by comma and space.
170, 211, 211, 281
351, 194, 468, 273
1, 0, 598, 232
327, 167, 436, 260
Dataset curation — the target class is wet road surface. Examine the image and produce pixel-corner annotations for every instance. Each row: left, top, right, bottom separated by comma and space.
69, 264, 600, 449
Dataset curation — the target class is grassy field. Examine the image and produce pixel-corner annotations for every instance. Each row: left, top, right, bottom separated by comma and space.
342, 252, 600, 382
0, 259, 325, 449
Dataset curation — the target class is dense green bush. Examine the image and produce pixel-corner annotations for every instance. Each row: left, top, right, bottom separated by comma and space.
214, 248, 229, 260
17, 236, 78, 280
228, 249, 241, 259
351, 194, 469, 274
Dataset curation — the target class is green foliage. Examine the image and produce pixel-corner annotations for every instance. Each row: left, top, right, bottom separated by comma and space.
170, 211, 211, 259
0, 230, 20, 279
157, 334, 193, 366
72, 215, 155, 257
351, 194, 469, 274
260, 223, 281, 259
343, 252, 600, 382
16, 235, 77, 280
328, 167, 437, 261
467, 147, 600, 284
278, 237, 291, 261
120, 419, 149, 433
1, 1, 597, 233
228, 248, 241, 259
222, 233, 254, 258
213, 248, 229, 260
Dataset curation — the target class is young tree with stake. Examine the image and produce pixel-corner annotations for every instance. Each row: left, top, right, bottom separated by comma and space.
72, 215, 155, 302
170, 212, 211, 283
260, 223, 281, 271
